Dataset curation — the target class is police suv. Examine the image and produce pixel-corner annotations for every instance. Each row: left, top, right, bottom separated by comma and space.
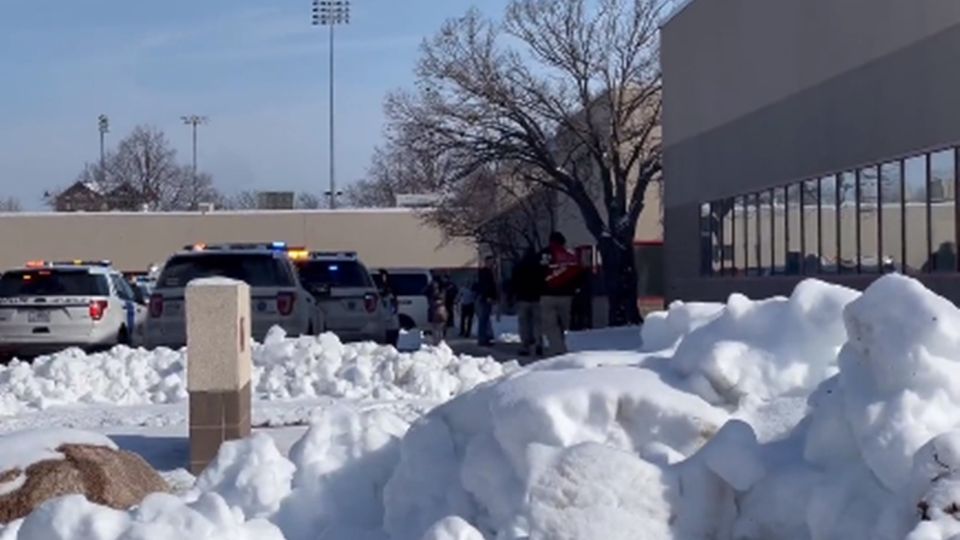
0, 261, 147, 358
293, 251, 399, 344
145, 243, 324, 348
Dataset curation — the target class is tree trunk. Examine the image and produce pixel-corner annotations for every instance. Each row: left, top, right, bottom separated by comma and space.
598, 237, 641, 326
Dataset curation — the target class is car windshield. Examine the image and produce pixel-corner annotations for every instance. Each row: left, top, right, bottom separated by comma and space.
0, 270, 109, 297
298, 260, 372, 288
158, 254, 294, 288
375, 272, 429, 297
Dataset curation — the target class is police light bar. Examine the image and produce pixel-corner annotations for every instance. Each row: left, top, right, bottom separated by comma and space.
310, 251, 357, 260
53, 260, 112, 267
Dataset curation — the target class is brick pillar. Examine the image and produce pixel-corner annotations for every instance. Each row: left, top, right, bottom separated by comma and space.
186, 278, 252, 475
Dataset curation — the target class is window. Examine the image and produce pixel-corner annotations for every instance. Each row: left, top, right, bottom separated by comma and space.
930, 149, 957, 272
820, 175, 837, 273
297, 260, 373, 288
111, 275, 135, 302
904, 156, 928, 273
839, 172, 858, 273
745, 193, 758, 275
699, 203, 712, 275
880, 161, 903, 273
758, 191, 771, 275
786, 183, 802, 274
735, 196, 746, 274
0, 270, 109, 297
860, 166, 880, 272
773, 187, 786, 274
710, 202, 723, 275
722, 198, 735, 276
803, 179, 820, 274
159, 254, 296, 288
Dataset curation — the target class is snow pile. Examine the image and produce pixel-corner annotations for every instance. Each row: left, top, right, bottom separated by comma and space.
670, 279, 859, 405
640, 300, 724, 351
381, 363, 727, 538
0, 329, 512, 415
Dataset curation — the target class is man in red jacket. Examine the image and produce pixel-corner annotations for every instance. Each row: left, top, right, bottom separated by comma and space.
539, 232, 581, 355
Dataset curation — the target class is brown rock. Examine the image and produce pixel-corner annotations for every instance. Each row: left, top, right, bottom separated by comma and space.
0, 444, 169, 524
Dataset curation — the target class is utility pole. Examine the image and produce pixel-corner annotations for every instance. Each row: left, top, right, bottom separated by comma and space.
98, 114, 109, 184
181, 115, 208, 176
312, 0, 350, 209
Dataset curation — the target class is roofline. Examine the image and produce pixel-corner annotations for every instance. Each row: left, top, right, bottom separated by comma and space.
660, 0, 697, 28
0, 208, 422, 218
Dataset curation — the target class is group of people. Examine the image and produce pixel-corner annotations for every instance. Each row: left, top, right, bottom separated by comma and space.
424, 231, 583, 357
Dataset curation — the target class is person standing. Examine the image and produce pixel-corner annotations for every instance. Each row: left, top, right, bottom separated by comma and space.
458, 282, 477, 337
377, 269, 400, 347
476, 256, 498, 347
540, 232, 581, 356
511, 248, 545, 358
426, 278, 449, 346
443, 275, 458, 330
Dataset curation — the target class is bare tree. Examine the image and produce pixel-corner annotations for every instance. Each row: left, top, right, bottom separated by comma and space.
225, 190, 260, 210
0, 197, 22, 212
386, 0, 663, 324
296, 192, 323, 210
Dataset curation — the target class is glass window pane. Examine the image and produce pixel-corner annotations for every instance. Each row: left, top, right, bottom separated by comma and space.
722, 198, 735, 275
786, 184, 802, 274
930, 150, 956, 272
820, 175, 837, 273
839, 172, 858, 273
904, 156, 928, 273
700, 203, 712, 275
733, 197, 747, 275
860, 166, 880, 272
745, 193, 758, 275
710, 202, 723, 275
881, 161, 903, 273
773, 187, 787, 274
758, 191, 771, 275
803, 179, 820, 274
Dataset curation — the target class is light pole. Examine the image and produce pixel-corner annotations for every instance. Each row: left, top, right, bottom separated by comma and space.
181, 115, 208, 176
98, 114, 109, 184
312, 0, 350, 209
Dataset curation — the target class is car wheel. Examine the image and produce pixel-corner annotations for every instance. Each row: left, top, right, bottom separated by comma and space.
117, 326, 130, 346
398, 315, 416, 331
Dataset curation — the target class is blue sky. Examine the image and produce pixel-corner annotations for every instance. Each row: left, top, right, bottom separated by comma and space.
0, 0, 509, 208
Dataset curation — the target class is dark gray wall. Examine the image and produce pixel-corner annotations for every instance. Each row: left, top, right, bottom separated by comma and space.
661, 0, 960, 301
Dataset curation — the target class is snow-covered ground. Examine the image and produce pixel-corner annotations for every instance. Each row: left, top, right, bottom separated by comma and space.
5, 275, 960, 539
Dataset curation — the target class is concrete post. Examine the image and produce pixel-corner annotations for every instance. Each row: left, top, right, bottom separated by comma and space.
186, 278, 252, 475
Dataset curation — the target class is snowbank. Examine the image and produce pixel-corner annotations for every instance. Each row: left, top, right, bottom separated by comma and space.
12, 275, 960, 540
670, 279, 859, 405
640, 300, 724, 351
0, 330, 512, 416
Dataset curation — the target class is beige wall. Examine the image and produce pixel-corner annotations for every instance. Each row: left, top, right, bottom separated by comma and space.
555, 180, 663, 249
0, 209, 478, 272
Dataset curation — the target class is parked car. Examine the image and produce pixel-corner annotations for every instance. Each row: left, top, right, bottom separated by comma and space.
0, 260, 147, 358
371, 268, 431, 330
144, 243, 323, 348
294, 252, 398, 344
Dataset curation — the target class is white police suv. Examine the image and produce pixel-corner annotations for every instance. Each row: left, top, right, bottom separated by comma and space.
293, 251, 399, 344
0, 261, 147, 358
145, 243, 323, 348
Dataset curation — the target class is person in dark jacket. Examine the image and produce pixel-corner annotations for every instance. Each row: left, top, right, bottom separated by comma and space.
539, 232, 581, 355
511, 248, 546, 357
476, 256, 498, 346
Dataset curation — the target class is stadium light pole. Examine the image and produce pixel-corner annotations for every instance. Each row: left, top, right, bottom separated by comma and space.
181, 115, 208, 176
312, 0, 350, 209
98, 114, 109, 184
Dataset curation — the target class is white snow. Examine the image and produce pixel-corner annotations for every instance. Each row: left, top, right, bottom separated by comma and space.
10, 275, 960, 540
0, 330, 512, 416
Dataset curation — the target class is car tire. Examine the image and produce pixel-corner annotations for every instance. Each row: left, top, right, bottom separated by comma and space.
117, 327, 130, 346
